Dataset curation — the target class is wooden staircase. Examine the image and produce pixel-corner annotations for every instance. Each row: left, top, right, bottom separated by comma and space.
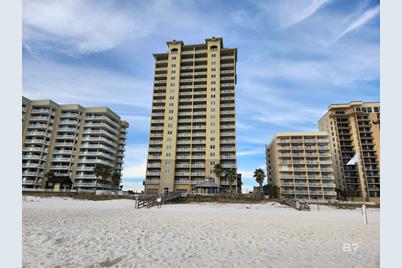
281, 198, 310, 211
136, 192, 182, 209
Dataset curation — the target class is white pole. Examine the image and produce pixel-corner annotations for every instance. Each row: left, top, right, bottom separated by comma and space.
362, 204, 368, 224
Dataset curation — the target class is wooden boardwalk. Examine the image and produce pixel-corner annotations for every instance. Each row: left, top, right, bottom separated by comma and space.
281, 198, 310, 211
135, 192, 182, 209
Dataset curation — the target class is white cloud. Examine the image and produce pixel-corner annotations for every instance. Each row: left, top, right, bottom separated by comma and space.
335, 5, 380, 42
23, 0, 155, 55
121, 182, 144, 192
255, 0, 331, 29
123, 163, 147, 179
23, 59, 152, 109
122, 144, 148, 179
237, 149, 265, 157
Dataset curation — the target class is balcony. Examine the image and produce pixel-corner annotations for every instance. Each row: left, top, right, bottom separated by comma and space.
27, 124, 49, 129
220, 124, 235, 129
59, 120, 79, 125
221, 63, 234, 68
50, 165, 70, 170
22, 172, 38, 177
22, 163, 43, 168
146, 171, 160, 176
57, 134, 76, 140
54, 142, 75, 147
79, 159, 113, 166
144, 180, 160, 185
147, 163, 161, 168
220, 155, 236, 159
60, 113, 79, 118
58, 127, 77, 132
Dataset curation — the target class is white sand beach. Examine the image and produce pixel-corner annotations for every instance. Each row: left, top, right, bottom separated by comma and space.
22, 197, 379, 267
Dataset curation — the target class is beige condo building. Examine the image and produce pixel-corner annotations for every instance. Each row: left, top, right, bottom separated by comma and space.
22, 97, 128, 191
319, 101, 380, 202
266, 132, 337, 200
144, 37, 239, 194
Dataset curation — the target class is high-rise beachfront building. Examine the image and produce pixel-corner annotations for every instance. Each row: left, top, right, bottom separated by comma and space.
144, 37, 239, 194
22, 97, 128, 191
266, 132, 337, 200
319, 101, 380, 202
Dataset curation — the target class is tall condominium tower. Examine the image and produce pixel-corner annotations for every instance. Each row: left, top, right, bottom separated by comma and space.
144, 37, 238, 194
319, 101, 380, 202
22, 97, 128, 191
266, 132, 337, 200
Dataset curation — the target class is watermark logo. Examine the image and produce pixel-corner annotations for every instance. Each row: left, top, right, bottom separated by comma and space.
343, 243, 359, 253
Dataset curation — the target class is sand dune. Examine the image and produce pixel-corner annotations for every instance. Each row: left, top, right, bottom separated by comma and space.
22, 197, 379, 267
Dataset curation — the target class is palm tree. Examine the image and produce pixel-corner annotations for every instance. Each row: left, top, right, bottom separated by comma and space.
213, 163, 223, 184
93, 164, 106, 191
111, 172, 121, 190
101, 165, 113, 187
43, 171, 55, 188
226, 168, 237, 194
253, 168, 265, 194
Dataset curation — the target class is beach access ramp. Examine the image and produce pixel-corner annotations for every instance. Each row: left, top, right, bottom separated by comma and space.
135, 192, 182, 209
281, 198, 310, 211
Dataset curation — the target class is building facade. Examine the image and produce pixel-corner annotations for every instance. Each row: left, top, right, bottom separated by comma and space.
266, 132, 337, 200
319, 101, 380, 202
144, 37, 239, 194
22, 97, 128, 191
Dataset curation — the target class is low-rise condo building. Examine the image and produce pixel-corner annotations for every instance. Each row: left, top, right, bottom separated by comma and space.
22, 97, 128, 191
319, 101, 380, 202
266, 132, 337, 200
144, 37, 239, 194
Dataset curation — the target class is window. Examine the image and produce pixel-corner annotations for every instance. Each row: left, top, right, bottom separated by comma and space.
168, 124, 172, 128
167, 138, 172, 142
211, 61, 216, 65
374, 107, 379, 112
166, 153, 171, 157
172, 56, 176, 60
166, 161, 171, 166
211, 108, 215, 112
210, 137, 215, 141
210, 145, 215, 149
168, 116, 173, 120
169, 110, 174, 114
170, 83, 175, 87
170, 89, 174, 94
171, 70, 176, 74
169, 96, 174, 100
210, 115, 215, 119
171, 48, 178, 53
211, 88, 216, 91
169, 103, 174, 107
211, 54, 216, 58
210, 130, 215, 134
166, 169, 170, 174
210, 152, 215, 157
172, 64, 176, 67
166, 145, 171, 150
210, 45, 217, 51
167, 131, 172, 134
211, 94, 216, 98
367, 107, 372, 112
211, 68, 216, 72
210, 122, 215, 126
211, 81, 216, 85
210, 161, 215, 166
171, 77, 175, 80
211, 74, 216, 78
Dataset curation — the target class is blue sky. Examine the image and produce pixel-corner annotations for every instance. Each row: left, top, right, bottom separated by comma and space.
22, 0, 380, 193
